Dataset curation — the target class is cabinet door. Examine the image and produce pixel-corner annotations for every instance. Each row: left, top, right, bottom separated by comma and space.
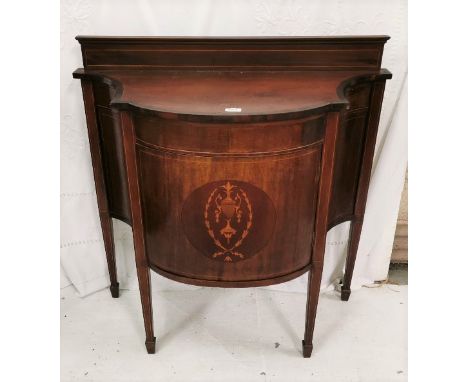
133, 116, 326, 283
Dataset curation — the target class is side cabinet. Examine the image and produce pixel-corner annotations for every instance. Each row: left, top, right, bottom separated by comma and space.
74, 36, 391, 356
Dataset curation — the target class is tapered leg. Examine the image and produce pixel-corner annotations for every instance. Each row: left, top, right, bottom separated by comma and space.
135, 262, 156, 354
120, 110, 156, 354
99, 213, 119, 298
341, 219, 363, 301
341, 81, 387, 302
302, 112, 340, 358
303, 264, 323, 357
80, 80, 119, 298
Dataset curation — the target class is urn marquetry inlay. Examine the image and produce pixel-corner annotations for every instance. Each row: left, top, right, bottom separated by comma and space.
182, 180, 276, 263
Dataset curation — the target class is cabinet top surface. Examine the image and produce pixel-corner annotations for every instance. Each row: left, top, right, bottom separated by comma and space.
74, 35, 391, 122
74, 69, 390, 122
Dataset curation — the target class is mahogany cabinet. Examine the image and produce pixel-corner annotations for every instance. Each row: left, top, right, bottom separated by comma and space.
73, 36, 391, 357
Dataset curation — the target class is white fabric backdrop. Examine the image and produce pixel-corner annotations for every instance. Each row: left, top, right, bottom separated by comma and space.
60, 0, 408, 297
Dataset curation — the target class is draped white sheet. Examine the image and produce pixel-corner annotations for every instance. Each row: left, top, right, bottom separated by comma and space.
61, 0, 408, 296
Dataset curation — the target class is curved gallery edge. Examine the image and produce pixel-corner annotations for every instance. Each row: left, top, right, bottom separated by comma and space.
73, 68, 392, 123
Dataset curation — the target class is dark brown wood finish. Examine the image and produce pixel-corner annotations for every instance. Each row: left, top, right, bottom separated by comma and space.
120, 110, 156, 354
135, 118, 324, 284
303, 112, 339, 357
73, 36, 392, 356
76, 35, 389, 71
93, 83, 131, 224
340, 80, 387, 301
80, 80, 119, 298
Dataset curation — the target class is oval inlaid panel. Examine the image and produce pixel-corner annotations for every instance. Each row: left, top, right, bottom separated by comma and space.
181, 180, 276, 263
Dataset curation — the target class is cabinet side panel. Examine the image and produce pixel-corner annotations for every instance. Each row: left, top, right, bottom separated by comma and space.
328, 82, 372, 227
93, 83, 131, 223
328, 113, 368, 226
